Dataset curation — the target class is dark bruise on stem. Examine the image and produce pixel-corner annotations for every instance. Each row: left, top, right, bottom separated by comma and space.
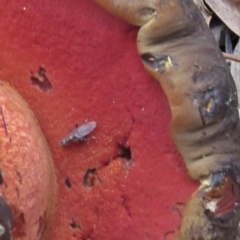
93, 0, 240, 239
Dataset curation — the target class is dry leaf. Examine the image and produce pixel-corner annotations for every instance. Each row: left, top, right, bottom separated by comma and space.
193, 0, 212, 24
230, 39, 240, 113
210, 22, 225, 45
205, 0, 240, 36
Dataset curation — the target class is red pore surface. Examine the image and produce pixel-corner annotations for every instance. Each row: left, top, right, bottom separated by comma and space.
0, 0, 197, 239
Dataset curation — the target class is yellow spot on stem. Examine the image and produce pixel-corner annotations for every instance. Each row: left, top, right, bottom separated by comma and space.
206, 98, 213, 112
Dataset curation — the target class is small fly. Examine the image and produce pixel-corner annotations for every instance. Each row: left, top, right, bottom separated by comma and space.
60, 121, 97, 146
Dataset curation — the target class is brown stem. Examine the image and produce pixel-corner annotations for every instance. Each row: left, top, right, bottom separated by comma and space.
223, 52, 240, 63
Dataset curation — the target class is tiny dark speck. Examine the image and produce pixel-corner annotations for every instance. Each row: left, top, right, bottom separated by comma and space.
30, 67, 52, 92
70, 217, 81, 230
65, 178, 72, 188
83, 168, 96, 187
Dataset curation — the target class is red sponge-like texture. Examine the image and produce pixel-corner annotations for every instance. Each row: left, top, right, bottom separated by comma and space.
0, 0, 197, 239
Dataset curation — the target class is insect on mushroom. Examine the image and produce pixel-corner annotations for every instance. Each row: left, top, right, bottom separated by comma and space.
60, 121, 97, 146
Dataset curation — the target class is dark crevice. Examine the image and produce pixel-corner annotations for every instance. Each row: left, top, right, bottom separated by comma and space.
83, 168, 97, 188
198, 106, 205, 126
82, 144, 133, 188
70, 217, 81, 230
117, 144, 131, 161
65, 178, 72, 188
30, 67, 52, 92
117, 143, 134, 168
0, 170, 3, 185
82, 116, 134, 188
15, 170, 22, 184
0, 107, 11, 143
